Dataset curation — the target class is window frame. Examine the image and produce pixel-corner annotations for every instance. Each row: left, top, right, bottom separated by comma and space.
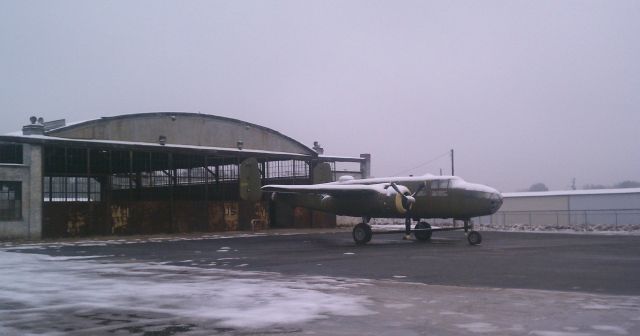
0, 181, 22, 221
0, 143, 23, 164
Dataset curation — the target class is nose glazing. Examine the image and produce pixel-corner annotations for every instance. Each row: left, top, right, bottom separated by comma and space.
489, 191, 503, 213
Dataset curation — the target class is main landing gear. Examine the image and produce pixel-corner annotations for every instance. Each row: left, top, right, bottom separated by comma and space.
352, 223, 373, 245
351, 218, 482, 246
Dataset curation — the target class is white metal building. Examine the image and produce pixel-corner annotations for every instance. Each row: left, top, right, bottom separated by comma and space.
484, 188, 640, 230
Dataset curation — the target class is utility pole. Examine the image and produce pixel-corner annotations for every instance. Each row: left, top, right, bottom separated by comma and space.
450, 149, 455, 176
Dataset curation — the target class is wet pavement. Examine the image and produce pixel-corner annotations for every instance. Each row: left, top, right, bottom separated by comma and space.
2, 230, 640, 335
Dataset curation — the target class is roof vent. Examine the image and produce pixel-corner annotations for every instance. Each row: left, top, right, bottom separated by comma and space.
158, 135, 167, 145
22, 116, 45, 135
313, 141, 324, 154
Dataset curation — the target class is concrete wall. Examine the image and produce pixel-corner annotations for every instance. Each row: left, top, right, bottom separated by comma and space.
48, 113, 313, 155
0, 144, 42, 239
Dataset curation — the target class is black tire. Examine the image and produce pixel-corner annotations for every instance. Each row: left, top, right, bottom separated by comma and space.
414, 222, 432, 241
467, 231, 482, 245
352, 223, 373, 245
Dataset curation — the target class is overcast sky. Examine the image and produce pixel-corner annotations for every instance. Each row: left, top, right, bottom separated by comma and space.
1, 0, 639, 191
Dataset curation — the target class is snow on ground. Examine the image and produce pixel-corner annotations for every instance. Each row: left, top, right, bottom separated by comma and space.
0, 232, 280, 251
1, 249, 639, 335
476, 222, 640, 235
0, 251, 372, 335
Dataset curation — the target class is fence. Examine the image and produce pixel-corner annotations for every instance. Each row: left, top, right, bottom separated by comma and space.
476, 209, 640, 231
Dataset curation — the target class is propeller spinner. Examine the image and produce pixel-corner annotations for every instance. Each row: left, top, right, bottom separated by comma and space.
385, 183, 420, 213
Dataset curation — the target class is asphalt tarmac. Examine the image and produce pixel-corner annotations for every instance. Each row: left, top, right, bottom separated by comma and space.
3, 230, 640, 335
29, 230, 640, 295
10, 232, 640, 295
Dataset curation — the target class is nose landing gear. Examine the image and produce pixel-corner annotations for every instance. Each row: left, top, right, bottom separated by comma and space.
463, 219, 482, 246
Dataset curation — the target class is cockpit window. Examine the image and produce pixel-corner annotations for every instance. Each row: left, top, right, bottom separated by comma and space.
430, 179, 449, 189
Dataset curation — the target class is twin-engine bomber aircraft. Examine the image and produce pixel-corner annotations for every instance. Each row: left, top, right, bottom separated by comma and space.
262, 174, 503, 245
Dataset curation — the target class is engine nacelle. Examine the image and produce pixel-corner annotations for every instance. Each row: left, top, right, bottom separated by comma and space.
387, 184, 414, 214
320, 195, 336, 212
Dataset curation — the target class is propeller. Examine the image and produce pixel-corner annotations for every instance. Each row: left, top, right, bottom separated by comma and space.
385, 182, 417, 211
385, 181, 427, 238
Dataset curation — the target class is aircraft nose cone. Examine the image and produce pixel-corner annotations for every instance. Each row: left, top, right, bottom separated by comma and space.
489, 191, 503, 213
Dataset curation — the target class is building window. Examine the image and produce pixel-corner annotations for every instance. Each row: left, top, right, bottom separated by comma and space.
264, 160, 309, 179
0, 144, 23, 164
0, 181, 21, 221
43, 177, 101, 202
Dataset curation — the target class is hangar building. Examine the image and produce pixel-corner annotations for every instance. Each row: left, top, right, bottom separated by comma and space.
0, 113, 370, 240
483, 188, 640, 229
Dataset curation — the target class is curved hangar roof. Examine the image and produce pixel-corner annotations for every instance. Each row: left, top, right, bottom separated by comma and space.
46, 112, 315, 156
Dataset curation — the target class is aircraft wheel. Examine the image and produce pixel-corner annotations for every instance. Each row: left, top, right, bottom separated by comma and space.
353, 223, 372, 245
414, 222, 432, 241
467, 231, 482, 245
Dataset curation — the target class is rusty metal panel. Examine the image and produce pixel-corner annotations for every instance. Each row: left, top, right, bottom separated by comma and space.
42, 203, 66, 238
252, 201, 269, 230
174, 201, 208, 233
109, 202, 171, 236
207, 202, 225, 231
43, 202, 109, 238
223, 202, 239, 231
65, 207, 87, 236
109, 204, 130, 234
238, 200, 269, 231
140, 201, 172, 234
312, 211, 336, 228
293, 206, 312, 228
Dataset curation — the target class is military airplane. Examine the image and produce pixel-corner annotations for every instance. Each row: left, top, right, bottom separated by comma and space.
262, 174, 503, 245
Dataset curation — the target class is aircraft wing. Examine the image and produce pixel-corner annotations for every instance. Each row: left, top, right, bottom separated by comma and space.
261, 184, 384, 197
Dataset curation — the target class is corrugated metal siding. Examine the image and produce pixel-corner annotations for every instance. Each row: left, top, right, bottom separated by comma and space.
488, 190, 640, 228
500, 195, 569, 212
569, 193, 640, 211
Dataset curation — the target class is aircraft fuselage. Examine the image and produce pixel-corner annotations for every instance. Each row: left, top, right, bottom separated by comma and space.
269, 175, 503, 220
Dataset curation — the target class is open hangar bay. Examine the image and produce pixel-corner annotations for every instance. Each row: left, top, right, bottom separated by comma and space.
0, 112, 369, 240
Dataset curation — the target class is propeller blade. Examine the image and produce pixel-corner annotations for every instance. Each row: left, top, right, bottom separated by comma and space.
388, 183, 415, 211
411, 182, 427, 197
388, 182, 403, 195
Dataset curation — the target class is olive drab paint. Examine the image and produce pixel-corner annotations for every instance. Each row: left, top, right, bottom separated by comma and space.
239, 157, 262, 202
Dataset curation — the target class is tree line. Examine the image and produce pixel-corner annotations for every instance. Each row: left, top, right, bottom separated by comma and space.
525, 180, 640, 192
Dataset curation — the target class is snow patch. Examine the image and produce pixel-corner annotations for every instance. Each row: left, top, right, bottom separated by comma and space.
529, 331, 594, 336
456, 322, 500, 333
591, 325, 628, 335
383, 303, 413, 309
581, 303, 616, 310
0, 251, 373, 331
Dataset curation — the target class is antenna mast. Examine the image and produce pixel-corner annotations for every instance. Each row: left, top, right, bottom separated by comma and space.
450, 149, 455, 176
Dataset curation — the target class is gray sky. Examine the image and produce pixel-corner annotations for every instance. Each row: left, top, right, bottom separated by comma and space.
1, 0, 639, 192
